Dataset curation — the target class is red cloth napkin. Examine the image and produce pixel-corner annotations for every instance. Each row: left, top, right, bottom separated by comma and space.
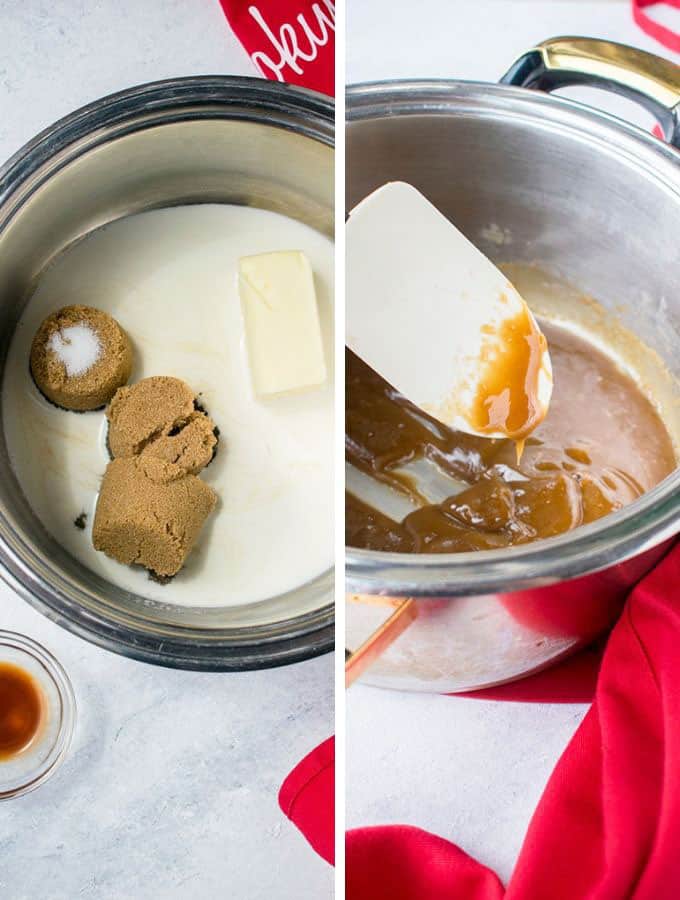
279, 545, 680, 896
218, 0, 335, 96
279, 736, 335, 865
633, 0, 680, 53
277, 648, 601, 875
346, 543, 680, 898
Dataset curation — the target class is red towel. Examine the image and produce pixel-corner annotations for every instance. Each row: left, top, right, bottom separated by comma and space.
218, 1, 335, 96
633, 0, 680, 53
279, 736, 335, 865
280, 545, 680, 896
346, 543, 680, 898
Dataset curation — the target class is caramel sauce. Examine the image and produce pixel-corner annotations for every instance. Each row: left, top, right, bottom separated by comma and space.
468, 304, 547, 441
346, 322, 676, 553
0, 663, 45, 760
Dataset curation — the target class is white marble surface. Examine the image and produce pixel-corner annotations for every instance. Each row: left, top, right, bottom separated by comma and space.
346, 0, 678, 886
347, 0, 680, 86
347, 690, 587, 883
1, 594, 334, 900
0, 3, 332, 899
0, 0, 256, 163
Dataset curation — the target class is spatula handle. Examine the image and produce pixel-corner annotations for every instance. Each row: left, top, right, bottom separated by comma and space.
345, 596, 418, 688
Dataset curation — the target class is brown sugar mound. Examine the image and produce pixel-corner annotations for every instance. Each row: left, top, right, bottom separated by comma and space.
107, 376, 218, 474
139, 411, 218, 475
30, 305, 132, 411
92, 456, 217, 578
95, 376, 220, 578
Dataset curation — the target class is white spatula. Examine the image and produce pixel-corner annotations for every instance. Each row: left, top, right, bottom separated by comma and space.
346, 182, 553, 441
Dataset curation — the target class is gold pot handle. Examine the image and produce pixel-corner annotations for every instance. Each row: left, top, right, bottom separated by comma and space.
502, 36, 680, 147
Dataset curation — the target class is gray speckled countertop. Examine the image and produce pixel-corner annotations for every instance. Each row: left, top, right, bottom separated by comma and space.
0, 3, 333, 898
1, 591, 333, 899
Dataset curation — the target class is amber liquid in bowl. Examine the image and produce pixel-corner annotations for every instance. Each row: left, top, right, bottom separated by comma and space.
346, 322, 676, 553
0, 663, 45, 760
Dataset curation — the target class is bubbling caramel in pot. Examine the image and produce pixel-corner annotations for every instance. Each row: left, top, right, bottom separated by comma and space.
346, 322, 676, 553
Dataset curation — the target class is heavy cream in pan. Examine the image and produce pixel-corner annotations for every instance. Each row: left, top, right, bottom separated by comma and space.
2, 204, 334, 607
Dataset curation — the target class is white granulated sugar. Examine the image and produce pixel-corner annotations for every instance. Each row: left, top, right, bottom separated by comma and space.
47, 324, 102, 377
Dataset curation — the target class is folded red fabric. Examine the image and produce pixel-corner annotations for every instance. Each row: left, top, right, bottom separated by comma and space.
345, 544, 680, 898
218, 0, 335, 96
632, 0, 680, 53
278, 648, 601, 880
279, 735, 335, 865
347, 826, 504, 899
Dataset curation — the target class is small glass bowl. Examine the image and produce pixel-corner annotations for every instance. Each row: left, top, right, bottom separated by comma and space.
0, 630, 76, 800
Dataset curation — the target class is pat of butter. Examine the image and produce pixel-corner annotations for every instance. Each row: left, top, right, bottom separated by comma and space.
239, 250, 327, 396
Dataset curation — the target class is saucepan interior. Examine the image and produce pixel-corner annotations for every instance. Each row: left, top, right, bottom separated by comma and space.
345, 80, 680, 598
0, 77, 334, 669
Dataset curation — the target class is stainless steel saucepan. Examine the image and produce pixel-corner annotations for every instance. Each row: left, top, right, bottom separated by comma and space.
0, 77, 334, 670
346, 38, 680, 692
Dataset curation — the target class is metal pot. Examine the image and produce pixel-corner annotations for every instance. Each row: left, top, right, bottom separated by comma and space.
346, 38, 680, 692
0, 77, 334, 670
